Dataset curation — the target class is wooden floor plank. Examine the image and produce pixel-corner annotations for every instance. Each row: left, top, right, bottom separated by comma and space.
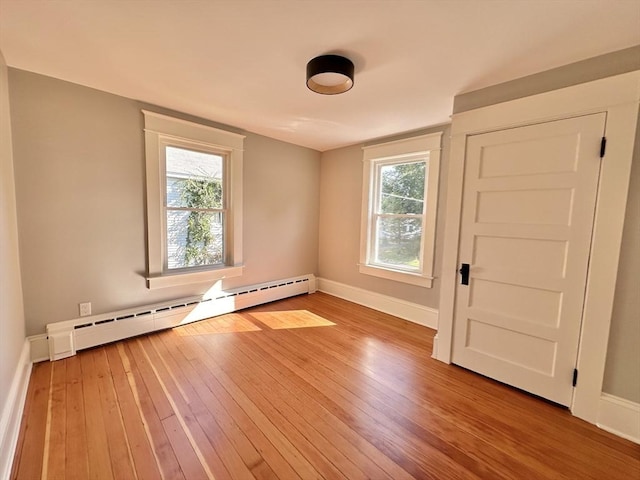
64, 355, 90, 480
79, 350, 115, 479
136, 336, 236, 480
11, 292, 640, 480
157, 330, 302, 480
274, 315, 557, 479
118, 342, 186, 480
300, 294, 640, 477
91, 348, 137, 480
46, 359, 67, 479
217, 333, 401, 480
161, 414, 209, 480
294, 299, 634, 478
198, 334, 371, 480
13, 362, 51, 479
184, 334, 330, 479
104, 344, 163, 480
123, 339, 174, 421
241, 317, 481, 480
149, 332, 281, 480
314, 326, 574, 473
230, 331, 429, 480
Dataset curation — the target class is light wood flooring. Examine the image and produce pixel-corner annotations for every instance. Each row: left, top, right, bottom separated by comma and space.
11, 292, 640, 479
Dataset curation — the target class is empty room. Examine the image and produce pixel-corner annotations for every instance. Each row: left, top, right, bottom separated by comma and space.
1, 1, 639, 479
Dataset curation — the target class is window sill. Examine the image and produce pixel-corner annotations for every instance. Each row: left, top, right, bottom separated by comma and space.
359, 264, 433, 288
147, 265, 244, 289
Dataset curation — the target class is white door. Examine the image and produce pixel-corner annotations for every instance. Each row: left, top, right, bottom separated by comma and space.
451, 113, 606, 406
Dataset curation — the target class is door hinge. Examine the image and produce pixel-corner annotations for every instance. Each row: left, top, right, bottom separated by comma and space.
572, 368, 578, 387
600, 137, 607, 158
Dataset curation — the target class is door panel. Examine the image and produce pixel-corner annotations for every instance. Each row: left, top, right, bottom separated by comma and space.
452, 113, 606, 406
465, 320, 557, 375
469, 279, 562, 327
476, 188, 574, 225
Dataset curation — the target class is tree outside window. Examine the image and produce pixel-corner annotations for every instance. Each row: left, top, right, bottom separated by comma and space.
165, 146, 225, 270
373, 160, 426, 271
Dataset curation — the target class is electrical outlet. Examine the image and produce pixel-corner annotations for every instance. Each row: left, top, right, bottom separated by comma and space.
79, 302, 92, 317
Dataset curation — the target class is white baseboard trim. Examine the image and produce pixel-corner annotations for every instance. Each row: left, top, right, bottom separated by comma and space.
317, 277, 438, 329
597, 393, 640, 444
0, 338, 32, 480
432, 334, 439, 359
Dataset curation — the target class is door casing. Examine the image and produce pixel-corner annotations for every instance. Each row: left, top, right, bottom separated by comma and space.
435, 71, 639, 425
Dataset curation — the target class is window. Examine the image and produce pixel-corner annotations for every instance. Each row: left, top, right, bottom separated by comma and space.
165, 145, 225, 270
360, 133, 441, 287
143, 111, 245, 289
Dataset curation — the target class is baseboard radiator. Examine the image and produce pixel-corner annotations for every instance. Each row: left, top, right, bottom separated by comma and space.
46, 274, 316, 361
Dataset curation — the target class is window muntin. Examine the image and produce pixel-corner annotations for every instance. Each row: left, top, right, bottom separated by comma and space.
164, 146, 225, 270
370, 159, 427, 271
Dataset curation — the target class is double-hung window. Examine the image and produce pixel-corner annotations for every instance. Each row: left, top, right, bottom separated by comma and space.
143, 111, 245, 289
359, 133, 441, 288
164, 144, 225, 270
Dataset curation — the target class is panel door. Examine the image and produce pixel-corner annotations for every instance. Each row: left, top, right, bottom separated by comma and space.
451, 113, 606, 406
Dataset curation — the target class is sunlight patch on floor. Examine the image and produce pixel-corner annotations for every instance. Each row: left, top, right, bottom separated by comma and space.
174, 313, 262, 336
249, 310, 336, 329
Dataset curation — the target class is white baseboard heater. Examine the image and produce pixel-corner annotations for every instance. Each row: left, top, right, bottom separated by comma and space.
46, 274, 316, 361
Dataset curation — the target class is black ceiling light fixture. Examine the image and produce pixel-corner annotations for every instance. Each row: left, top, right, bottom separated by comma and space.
306, 54, 354, 95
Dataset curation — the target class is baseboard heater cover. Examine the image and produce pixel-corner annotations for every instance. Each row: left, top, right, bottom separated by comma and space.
46, 274, 316, 361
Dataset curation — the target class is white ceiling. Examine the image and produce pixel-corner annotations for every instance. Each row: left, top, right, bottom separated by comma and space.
1, 1, 638, 151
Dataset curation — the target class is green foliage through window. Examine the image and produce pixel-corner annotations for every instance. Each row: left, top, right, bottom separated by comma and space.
182, 178, 223, 266
380, 162, 425, 214
376, 161, 426, 268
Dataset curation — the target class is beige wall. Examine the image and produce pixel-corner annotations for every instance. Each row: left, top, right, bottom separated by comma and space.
451, 47, 640, 403
9, 69, 320, 337
0, 52, 26, 422
318, 126, 450, 308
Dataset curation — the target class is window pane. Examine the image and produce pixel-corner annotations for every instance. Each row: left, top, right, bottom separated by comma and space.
374, 216, 422, 270
166, 146, 223, 209
166, 210, 224, 269
379, 162, 425, 214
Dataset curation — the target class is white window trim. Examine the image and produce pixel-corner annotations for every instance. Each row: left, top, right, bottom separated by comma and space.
143, 111, 245, 289
359, 133, 442, 288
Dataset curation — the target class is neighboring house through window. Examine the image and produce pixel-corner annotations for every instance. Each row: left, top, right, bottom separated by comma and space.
360, 133, 442, 287
143, 111, 245, 289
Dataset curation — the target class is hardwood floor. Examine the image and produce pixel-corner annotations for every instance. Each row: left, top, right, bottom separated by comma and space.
11, 292, 640, 479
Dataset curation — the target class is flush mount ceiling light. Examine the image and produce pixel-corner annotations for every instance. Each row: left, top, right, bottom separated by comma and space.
306, 54, 354, 95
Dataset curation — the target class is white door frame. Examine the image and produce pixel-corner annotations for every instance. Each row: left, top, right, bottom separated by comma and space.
435, 71, 639, 425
